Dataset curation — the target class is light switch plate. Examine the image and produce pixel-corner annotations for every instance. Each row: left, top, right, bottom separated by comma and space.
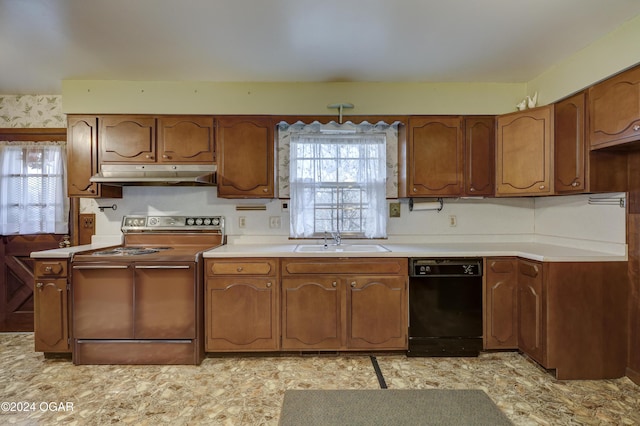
389, 202, 401, 218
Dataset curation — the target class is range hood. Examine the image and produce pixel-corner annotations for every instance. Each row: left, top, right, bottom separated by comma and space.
90, 164, 216, 186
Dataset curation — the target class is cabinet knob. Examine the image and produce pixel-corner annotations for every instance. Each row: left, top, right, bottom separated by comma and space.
469, 187, 476, 192
413, 187, 417, 192
332, 281, 337, 287
89, 188, 96, 194
634, 125, 640, 131
350, 281, 356, 288
266, 282, 272, 288
263, 188, 268, 193
45, 266, 52, 272
145, 154, 154, 159
539, 185, 545, 190
36, 282, 44, 289
162, 154, 169, 159
237, 266, 243, 272
572, 181, 580, 187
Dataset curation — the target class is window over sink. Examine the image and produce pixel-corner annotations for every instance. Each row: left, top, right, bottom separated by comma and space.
284, 121, 394, 239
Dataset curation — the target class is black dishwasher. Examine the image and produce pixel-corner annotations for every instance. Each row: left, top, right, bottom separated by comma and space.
408, 258, 483, 357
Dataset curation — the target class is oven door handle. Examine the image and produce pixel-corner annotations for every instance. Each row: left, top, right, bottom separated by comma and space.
72, 265, 130, 270
134, 265, 191, 269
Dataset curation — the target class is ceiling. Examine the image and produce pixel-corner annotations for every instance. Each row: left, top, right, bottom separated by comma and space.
2, 0, 640, 94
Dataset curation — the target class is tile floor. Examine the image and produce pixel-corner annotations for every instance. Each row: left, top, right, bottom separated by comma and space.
1, 333, 638, 425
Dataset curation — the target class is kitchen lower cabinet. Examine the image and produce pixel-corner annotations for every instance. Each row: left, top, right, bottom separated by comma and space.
484, 258, 518, 350
516, 260, 628, 379
34, 260, 70, 353
281, 258, 408, 351
205, 259, 279, 351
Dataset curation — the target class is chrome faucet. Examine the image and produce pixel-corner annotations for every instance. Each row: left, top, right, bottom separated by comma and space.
331, 230, 342, 246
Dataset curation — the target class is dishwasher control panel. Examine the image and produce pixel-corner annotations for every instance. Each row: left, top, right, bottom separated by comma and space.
410, 258, 482, 277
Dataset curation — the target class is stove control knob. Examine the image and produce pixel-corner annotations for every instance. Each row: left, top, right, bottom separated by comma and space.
195, 218, 203, 225
148, 217, 159, 226
186, 218, 195, 225
211, 217, 220, 226
203, 218, 211, 225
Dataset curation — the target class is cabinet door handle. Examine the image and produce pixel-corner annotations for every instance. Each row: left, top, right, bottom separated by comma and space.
145, 154, 154, 160
332, 281, 337, 287
36, 282, 44, 289
237, 266, 243, 272
413, 187, 417, 192
634, 125, 640, 131
539, 185, 545, 190
262, 188, 268, 193
266, 282, 272, 288
135, 265, 190, 269
350, 281, 356, 288
469, 187, 476, 192
162, 154, 169, 159
72, 265, 129, 270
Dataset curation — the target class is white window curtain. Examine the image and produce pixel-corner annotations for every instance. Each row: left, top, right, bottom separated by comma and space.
0, 141, 69, 235
289, 130, 387, 239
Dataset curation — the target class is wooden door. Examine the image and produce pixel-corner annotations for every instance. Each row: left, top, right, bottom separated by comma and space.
217, 116, 274, 198
206, 276, 278, 351
347, 276, 407, 349
517, 260, 546, 365
281, 276, 342, 350
496, 106, 553, 196
589, 65, 640, 149
555, 92, 586, 193
99, 115, 156, 163
484, 258, 518, 349
157, 116, 215, 163
408, 116, 463, 196
134, 264, 196, 339
0, 235, 63, 331
464, 116, 495, 196
34, 278, 68, 352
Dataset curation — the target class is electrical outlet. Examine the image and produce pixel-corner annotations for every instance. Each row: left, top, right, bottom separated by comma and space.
269, 216, 281, 229
389, 202, 401, 218
78, 213, 95, 245
449, 215, 457, 227
239, 216, 246, 228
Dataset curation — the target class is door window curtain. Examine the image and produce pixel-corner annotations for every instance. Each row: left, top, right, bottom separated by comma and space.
289, 129, 387, 239
0, 141, 69, 235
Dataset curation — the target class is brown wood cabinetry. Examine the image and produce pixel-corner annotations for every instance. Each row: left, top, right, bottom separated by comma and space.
99, 115, 214, 164
516, 259, 628, 379
281, 258, 408, 351
484, 258, 518, 350
589, 65, 640, 149
496, 106, 554, 196
406, 116, 464, 196
205, 259, 279, 351
34, 260, 70, 353
67, 116, 122, 198
217, 116, 274, 198
464, 116, 495, 196
555, 92, 628, 194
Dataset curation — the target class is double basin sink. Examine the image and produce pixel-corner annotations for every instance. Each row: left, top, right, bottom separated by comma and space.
294, 244, 390, 253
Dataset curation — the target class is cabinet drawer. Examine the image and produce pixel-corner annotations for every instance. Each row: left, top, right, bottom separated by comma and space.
283, 258, 407, 276
207, 259, 277, 276
36, 261, 67, 277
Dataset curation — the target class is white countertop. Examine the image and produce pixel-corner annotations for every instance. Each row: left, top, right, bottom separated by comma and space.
30, 236, 122, 259
203, 242, 627, 262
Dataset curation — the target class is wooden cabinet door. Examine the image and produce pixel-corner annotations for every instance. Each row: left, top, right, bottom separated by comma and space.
517, 259, 546, 365
34, 278, 69, 352
217, 116, 274, 198
555, 92, 586, 193
206, 276, 278, 351
408, 116, 463, 196
157, 116, 215, 163
281, 277, 342, 350
496, 106, 553, 196
464, 116, 495, 196
134, 264, 196, 339
99, 116, 156, 163
347, 276, 407, 350
589, 65, 640, 149
485, 258, 518, 349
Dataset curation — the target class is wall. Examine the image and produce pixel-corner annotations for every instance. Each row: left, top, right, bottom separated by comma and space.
0, 95, 64, 127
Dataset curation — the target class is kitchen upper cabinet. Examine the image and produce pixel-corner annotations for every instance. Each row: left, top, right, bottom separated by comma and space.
496, 105, 554, 196
281, 258, 407, 351
99, 116, 156, 163
34, 260, 70, 353
555, 92, 628, 194
99, 115, 215, 163
589, 64, 640, 149
407, 116, 464, 197
485, 258, 518, 350
464, 116, 495, 196
205, 259, 279, 351
217, 116, 274, 198
66, 116, 122, 198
